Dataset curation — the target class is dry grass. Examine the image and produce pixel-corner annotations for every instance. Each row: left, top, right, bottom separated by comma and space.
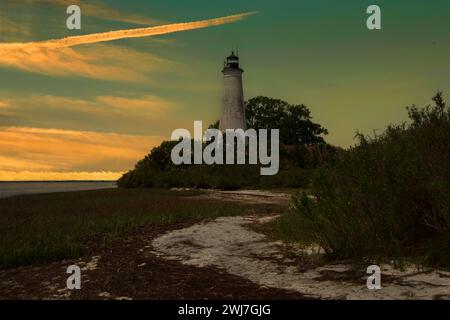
0, 188, 276, 269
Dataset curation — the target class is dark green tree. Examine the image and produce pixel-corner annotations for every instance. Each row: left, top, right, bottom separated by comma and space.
245, 96, 328, 145
407, 91, 450, 126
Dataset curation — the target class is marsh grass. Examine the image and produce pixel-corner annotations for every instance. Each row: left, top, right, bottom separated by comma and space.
0, 188, 271, 269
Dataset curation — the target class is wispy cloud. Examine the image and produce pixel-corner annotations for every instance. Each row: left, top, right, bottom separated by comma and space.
5, 0, 163, 26
96, 95, 172, 117
0, 99, 15, 116
0, 44, 174, 81
33, 94, 174, 121
0, 12, 255, 79
0, 15, 32, 38
0, 93, 177, 135
0, 12, 255, 51
0, 126, 164, 180
65, 0, 164, 25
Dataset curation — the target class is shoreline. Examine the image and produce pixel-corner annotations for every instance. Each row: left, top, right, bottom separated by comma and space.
0, 181, 117, 199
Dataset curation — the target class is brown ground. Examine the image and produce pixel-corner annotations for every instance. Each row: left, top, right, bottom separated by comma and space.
0, 191, 307, 300
4, 191, 448, 300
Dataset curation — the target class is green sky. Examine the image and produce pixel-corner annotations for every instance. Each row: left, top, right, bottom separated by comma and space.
0, 0, 449, 180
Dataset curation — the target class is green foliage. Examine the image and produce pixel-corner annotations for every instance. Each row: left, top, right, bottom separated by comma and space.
209, 120, 220, 129
245, 96, 328, 145
119, 162, 313, 190
117, 140, 339, 190
270, 92, 450, 267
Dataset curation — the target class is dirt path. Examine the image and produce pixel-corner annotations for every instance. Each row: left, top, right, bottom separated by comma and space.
2, 190, 449, 300
0, 191, 303, 300
152, 213, 450, 300
0, 221, 306, 300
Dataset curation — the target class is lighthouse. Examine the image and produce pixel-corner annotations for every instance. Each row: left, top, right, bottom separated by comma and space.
219, 51, 247, 131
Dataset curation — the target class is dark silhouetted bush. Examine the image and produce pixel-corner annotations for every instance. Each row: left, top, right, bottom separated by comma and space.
273, 92, 450, 267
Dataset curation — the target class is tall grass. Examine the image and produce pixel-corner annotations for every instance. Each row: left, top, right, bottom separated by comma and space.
270, 93, 450, 268
0, 188, 274, 269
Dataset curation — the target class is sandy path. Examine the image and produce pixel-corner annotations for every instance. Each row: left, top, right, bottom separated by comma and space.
0, 218, 305, 300
152, 214, 450, 300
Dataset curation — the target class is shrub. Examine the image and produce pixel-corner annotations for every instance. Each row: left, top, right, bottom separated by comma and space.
117, 139, 336, 190
282, 92, 450, 267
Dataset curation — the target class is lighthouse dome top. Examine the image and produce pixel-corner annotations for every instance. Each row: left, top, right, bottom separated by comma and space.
223, 51, 243, 71
227, 51, 239, 59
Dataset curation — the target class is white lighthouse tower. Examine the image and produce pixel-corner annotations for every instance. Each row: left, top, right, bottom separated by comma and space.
219, 52, 247, 131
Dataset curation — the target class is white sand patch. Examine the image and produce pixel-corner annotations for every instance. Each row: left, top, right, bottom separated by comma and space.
176, 189, 292, 205
220, 190, 289, 198
44, 256, 101, 299
99, 292, 112, 298
152, 215, 450, 300
81, 256, 101, 271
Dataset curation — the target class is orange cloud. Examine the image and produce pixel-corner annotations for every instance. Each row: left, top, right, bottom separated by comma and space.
0, 12, 255, 51
0, 126, 164, 180
0, 12, 255, 79
96, 95, 172, 118
0, 93, 178, 137
0, 171, 123, 181
17, 93, 175, 121
0, 44, 173, 81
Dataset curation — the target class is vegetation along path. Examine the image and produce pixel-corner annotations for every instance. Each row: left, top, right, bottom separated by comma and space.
0, 189, 301, 299
1, 190, 449, 299
153, 191, 450, 300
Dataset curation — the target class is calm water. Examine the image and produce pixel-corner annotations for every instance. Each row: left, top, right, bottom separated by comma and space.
0, 181, 117, 199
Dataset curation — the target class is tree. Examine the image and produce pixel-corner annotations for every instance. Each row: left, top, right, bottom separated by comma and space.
211, 96, 328, 145
245, 96, 328, 145
407, 91, 450, 126
209, 120, 219, 129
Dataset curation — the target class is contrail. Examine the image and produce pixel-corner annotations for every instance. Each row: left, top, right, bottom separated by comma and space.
0, 12, 256, 53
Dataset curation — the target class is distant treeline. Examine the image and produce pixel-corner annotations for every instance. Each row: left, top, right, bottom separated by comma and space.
118, 142, 337, 190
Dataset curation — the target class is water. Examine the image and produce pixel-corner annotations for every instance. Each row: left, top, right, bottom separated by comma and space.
0, 181, 117, 199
